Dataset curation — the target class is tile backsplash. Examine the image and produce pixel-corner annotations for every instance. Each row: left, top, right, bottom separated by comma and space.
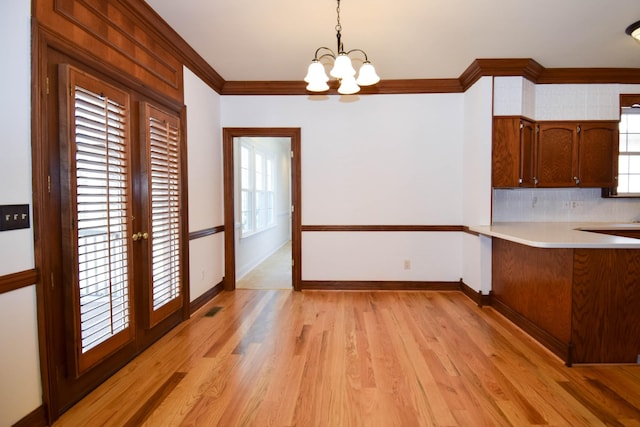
493, 188, 640, 223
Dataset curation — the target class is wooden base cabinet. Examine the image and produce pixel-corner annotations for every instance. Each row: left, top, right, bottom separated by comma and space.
492, 238, 640, 365
492, 117, 618, 189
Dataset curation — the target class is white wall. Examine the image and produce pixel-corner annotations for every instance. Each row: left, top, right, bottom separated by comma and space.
0, 1, 43, 426
183, 67, 225, 301
462, 77, 494, 293
302, 232, 462, 281
0, 2, 34, 274
493, 78, 640, 223
0, 287, 42, 426
222, 94, 466, 282
234, 137, 291, 280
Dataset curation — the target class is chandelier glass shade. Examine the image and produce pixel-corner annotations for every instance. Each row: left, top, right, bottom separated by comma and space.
304, 0, 380, 94
627, 20, 640, 42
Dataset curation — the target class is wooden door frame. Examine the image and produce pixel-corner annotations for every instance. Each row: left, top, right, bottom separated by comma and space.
32, 39, 191, 422
222, 128, 301, 291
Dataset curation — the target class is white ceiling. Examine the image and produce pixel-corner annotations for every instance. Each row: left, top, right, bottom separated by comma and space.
145, 0, 640, 82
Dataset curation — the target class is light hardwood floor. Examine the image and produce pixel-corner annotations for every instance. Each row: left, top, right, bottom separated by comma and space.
53, 290, 640, 426
236, 241, 292, 290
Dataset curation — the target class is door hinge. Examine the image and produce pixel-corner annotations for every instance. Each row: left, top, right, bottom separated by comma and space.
48, 175, 51, 193
291, 205, 294, 213
291, 259, 294, 267
46, 77, 50, 95
291, 150, 294, 158
50, 272, 54, 290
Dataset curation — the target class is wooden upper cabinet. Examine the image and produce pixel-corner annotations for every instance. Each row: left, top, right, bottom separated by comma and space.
492, 117, 535, 187
492, 117, 618, 188
492, 117, 520, 187
536, 122, 577, 187
577, 122, 619, 188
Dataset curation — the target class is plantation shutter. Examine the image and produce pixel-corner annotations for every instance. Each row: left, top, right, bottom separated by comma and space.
59, 65, 134, 375
142, 103, 184, 328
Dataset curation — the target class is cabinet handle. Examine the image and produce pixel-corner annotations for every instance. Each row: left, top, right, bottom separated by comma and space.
534, 177, 539, 185
574, 176, 580, 185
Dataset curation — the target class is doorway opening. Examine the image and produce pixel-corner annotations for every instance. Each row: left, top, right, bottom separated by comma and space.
223, 128, 301, 291
235, 136, 291, 289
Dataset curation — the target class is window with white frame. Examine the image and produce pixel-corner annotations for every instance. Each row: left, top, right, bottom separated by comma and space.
240, 142, 276, 235
618, 105, 640, 195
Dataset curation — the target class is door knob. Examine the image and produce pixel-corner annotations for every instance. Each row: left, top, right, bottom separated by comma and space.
132, 232, 142, 241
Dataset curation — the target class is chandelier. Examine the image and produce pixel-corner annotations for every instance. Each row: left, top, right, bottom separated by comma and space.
304, 0, 380, 94
626, 20, 640, 42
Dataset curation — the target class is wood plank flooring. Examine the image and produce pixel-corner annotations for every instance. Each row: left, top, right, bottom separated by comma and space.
53, 290, 640, 426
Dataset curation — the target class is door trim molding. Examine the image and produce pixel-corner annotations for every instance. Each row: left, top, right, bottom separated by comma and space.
222, 128, 302, 291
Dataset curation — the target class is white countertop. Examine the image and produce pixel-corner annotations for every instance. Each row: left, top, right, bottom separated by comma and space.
469, 222, 640, 249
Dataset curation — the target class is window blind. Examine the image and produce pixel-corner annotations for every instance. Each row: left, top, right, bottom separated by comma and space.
73, 85, 131, 354
148, 114, 181, 314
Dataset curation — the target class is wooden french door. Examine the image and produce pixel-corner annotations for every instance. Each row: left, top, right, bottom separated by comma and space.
40, 55, 187, 418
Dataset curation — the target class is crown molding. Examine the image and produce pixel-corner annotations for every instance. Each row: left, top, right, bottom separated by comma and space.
123, 0, 225, 93
221, 78, 464, 95
220, 60, 640, 96
458, 58, 545, 90
536, 68, 640, 84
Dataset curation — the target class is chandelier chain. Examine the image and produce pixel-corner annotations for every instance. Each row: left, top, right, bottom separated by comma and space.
335, 0, 342, 33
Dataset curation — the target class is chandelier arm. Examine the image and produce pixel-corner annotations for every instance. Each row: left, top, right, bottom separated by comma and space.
314, 47, 336, 60
345, 48, 370, 62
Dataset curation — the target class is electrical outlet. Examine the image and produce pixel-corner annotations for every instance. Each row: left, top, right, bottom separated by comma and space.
0, 204, 30, 231
571, 201, 583, 209
403, 260, 411, 270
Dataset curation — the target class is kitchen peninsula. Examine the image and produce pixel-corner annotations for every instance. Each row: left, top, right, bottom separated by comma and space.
470, 222, 640, 366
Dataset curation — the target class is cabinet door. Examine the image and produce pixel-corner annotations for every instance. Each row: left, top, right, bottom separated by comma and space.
492, 117, 536, 187
577, 122, 618, 187
492, 117, 521, 187
537, 122, 577, 187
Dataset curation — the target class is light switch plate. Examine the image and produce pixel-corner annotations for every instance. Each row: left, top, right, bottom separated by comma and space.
0, 204, 30, 231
